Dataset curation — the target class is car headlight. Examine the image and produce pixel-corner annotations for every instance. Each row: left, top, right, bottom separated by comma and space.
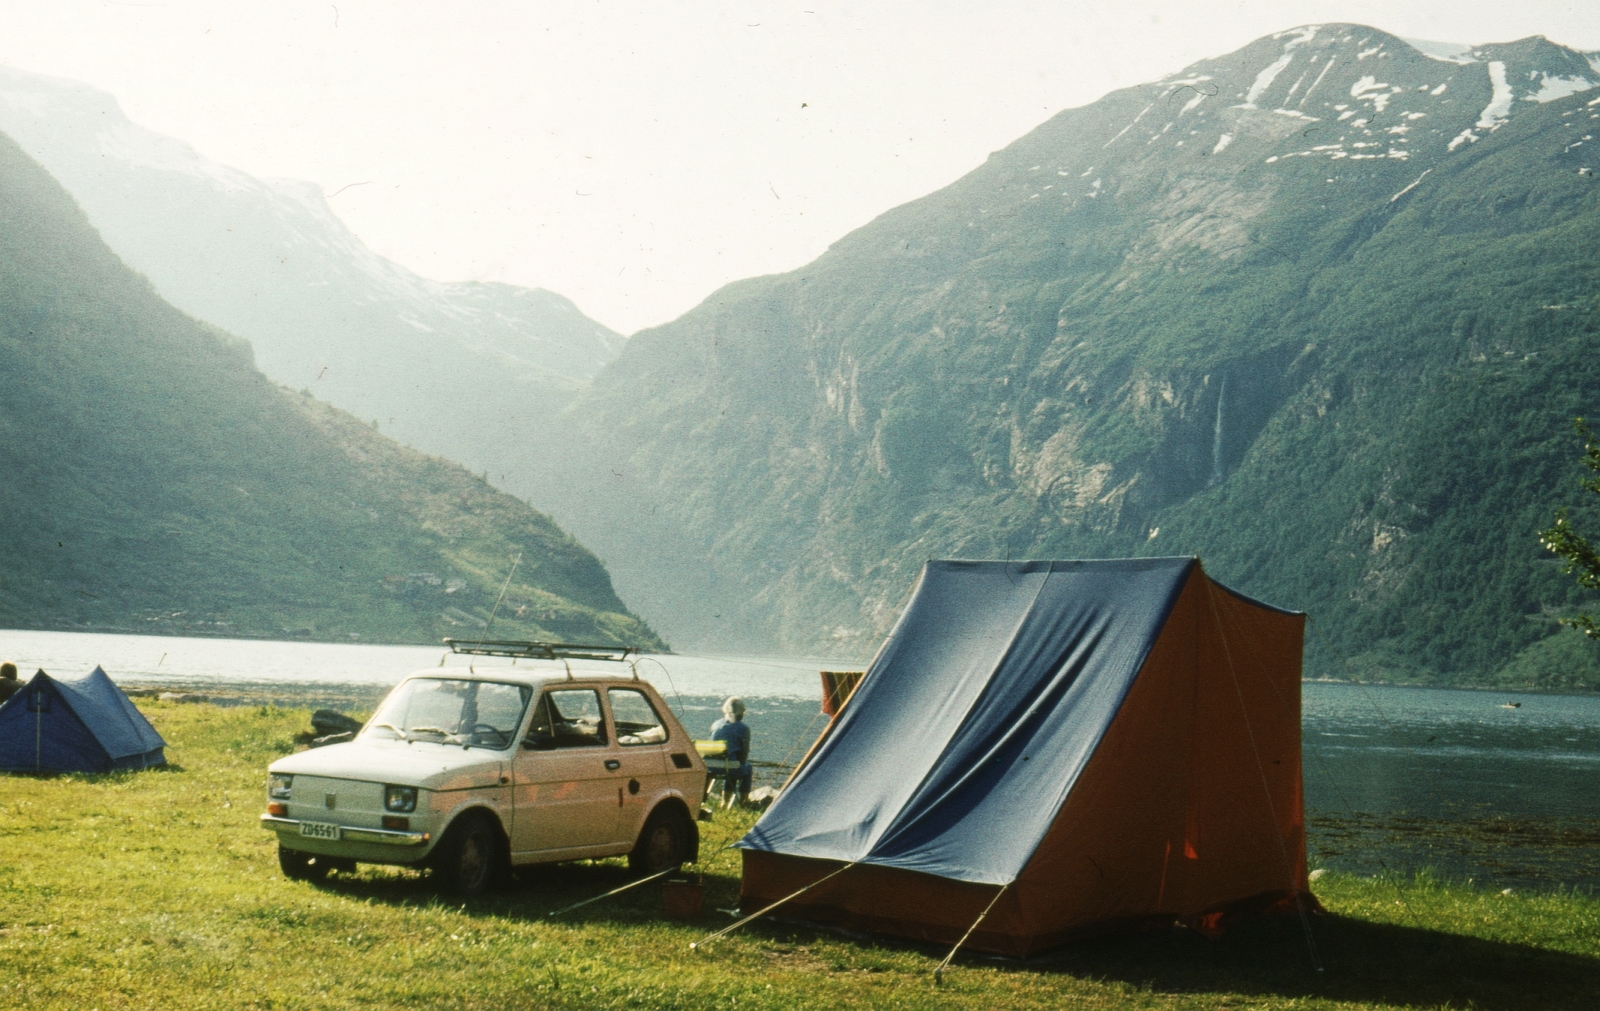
268, 773, 292, 800
385, 785, 418, 813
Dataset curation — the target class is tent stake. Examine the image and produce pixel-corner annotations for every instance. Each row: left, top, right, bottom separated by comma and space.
546, 866, 676, 918
933, 883, 1008, 985
690, 861, 857, 952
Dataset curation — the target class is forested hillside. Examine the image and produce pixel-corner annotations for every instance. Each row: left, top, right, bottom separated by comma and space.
0, 130, 661, 649
533, 25, 1600, 686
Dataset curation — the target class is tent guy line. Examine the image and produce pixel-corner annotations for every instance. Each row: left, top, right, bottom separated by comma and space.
933, 882, 1010, 985
689, 859, 859, 952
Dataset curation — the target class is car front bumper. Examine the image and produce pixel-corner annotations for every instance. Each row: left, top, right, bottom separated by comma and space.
260, 813, 430, 847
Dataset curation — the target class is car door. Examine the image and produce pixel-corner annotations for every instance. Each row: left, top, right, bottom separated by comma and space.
509, 687, 621, 857
605, 686, 673, 842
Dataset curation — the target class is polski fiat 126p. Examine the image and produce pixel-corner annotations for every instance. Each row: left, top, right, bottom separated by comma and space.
260, 640, 706, 894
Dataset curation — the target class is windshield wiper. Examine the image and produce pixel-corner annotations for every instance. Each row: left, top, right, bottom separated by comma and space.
370, 722, 409, 741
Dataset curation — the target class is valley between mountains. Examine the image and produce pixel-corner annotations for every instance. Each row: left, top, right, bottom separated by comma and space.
5, 23, 1600, 689
0, 128, 660, 649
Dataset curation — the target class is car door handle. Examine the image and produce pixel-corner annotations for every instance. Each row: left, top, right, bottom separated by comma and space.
605, 759, 621, 771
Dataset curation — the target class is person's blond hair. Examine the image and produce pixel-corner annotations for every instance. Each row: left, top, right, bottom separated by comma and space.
721, 696, 745, 721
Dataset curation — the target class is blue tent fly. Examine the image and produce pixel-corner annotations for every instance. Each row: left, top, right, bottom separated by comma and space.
0, 666, 167, 773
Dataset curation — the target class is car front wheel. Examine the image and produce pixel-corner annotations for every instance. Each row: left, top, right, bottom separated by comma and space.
279, 844, 332, 882
629, 805, 691, 875
434, 813, 503, 896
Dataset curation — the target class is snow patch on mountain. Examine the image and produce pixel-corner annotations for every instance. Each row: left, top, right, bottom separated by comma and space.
1530, 73, 1595, 103
1297, 57, 1338, 109
1350, 75, 1401, 113
1402, 37, 1476, 64
1242, 26, 1319, 109
1477, 61, 1514, 129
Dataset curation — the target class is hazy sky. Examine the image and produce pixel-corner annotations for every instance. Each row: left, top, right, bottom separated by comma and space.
0, 2, 1595, 334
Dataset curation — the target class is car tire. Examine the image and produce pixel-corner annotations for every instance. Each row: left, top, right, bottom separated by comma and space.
433, 812, 503, 896
629, 805, 691, 876
279, 844, 332, 882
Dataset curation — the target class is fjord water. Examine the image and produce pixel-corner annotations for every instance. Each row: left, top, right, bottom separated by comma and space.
1301, 681, 1600, 890
5, 629, 1597, 890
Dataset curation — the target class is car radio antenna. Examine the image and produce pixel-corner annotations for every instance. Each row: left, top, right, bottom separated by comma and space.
468, 551, 522, 653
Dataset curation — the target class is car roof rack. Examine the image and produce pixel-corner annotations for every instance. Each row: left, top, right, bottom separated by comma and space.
443, 638, 639, 663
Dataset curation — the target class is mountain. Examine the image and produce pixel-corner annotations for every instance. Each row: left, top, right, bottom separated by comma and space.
0, 127, 661, 649
533, 24, 1600, 687
0, 66, 623, 483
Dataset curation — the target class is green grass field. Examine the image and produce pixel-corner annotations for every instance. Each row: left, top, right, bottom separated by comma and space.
1, 701, 1596, 1009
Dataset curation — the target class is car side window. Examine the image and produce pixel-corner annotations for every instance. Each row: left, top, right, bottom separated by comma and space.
542, 689, 607, 748
610, 689, 668, 746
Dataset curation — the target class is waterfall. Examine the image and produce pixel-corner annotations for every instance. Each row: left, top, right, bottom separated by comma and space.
1209, 375, 1228, 487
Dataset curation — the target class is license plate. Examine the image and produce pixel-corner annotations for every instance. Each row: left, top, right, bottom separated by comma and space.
299, 821, 341, 840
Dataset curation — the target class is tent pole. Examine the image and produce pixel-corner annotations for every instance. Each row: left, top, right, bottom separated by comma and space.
933, 883, 1008, 985
689, 861, 857, 952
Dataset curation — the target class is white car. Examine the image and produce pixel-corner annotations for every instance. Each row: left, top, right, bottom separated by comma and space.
260, 647, 706, 894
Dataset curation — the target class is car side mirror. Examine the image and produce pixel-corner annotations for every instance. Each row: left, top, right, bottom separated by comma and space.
523, 732, 557, 751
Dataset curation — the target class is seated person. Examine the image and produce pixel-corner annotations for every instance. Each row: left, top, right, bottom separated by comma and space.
709, 696, 752, 805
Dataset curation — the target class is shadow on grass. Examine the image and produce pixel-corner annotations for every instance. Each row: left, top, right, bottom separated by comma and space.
303, 866, 1600, 1010
312, 857, 736, 921
1, 763, 186, 779
1020, 913, 1600, 1011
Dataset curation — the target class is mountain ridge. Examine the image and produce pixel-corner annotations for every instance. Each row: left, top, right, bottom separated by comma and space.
0, 125, 662, 650
0, 65, 623, 484
528, 24, 1600, 687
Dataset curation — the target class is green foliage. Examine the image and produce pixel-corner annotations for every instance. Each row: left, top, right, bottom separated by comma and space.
1540, 418, 1600, 639
1491, 627, 1600, 691
0, 700, 1596, 1010
0, 131, 661, 650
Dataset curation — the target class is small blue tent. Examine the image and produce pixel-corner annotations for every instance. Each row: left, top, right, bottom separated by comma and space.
0, 667, 167, 773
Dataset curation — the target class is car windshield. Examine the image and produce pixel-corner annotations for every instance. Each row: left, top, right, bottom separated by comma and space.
365, 679, 532, 750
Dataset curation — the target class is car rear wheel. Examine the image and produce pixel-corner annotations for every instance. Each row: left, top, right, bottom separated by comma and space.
434, 813, 503, 896
629, 805, 691, 875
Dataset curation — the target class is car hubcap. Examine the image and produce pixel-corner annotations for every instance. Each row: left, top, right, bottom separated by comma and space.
461, 831, 489, 887
647, 823, 677, 870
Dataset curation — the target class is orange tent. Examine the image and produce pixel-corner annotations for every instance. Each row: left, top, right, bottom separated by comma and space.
738, 558, 1313, 956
